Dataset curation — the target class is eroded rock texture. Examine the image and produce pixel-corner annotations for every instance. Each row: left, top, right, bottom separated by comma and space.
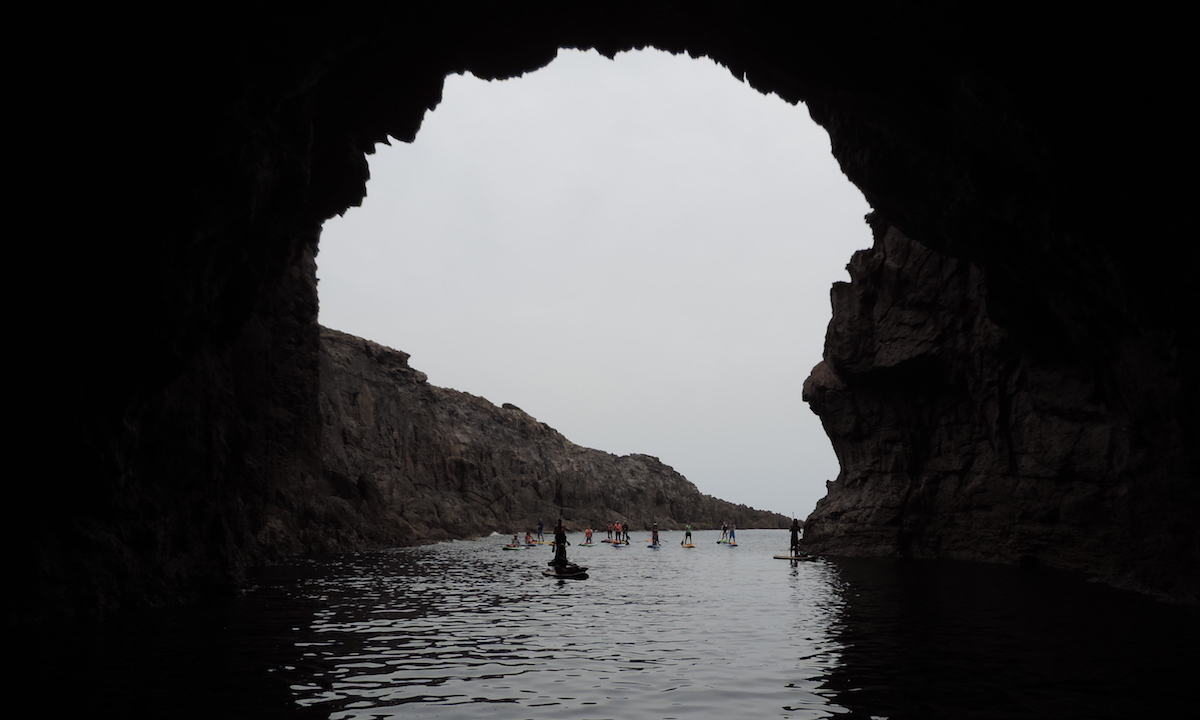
802, 218, 1197, 599
320, 327, 786, 541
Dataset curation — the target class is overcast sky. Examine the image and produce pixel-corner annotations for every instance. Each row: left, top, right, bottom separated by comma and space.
317, 48, 872, 519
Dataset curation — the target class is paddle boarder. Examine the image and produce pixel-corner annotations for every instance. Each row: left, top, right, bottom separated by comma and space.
789, 518, 802, 557
584, 526, 593, 545
537, 519, 545, 542
720, 522, 729, 542
682, 523, 693, 546
550, 518, 570, 569
650, 522, 659, 546
728, 523, 736, 544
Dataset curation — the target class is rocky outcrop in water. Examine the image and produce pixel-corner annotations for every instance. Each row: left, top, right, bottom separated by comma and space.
801, 218, 1197, 600
319, 327, 787, 543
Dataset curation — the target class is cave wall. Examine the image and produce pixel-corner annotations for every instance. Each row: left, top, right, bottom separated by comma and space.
17, 2, 1195, 620
801, 218, 1198, 600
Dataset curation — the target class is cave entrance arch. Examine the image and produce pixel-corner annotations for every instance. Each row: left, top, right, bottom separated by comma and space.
317, 48, 871, 517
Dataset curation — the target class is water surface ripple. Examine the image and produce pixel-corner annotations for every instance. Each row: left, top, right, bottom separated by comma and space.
21, 529, 1197, 719
284, 531, 846, 719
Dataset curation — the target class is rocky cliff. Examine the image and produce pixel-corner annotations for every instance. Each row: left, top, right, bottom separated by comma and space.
802, 217, 1198, 600
319, 327, 787, 541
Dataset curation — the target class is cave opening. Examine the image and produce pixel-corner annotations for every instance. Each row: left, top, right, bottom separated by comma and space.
316, 48, 871, 517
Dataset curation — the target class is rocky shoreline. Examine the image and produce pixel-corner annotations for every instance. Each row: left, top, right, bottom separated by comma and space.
318, 326, 789, 547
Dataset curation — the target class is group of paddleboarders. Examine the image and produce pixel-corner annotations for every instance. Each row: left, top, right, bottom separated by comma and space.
605, 521, 632, 544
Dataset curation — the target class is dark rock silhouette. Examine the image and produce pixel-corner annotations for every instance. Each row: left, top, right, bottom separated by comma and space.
16, 3, 1195, 619
802, 219, 1196, 600
319, 327, 787, 545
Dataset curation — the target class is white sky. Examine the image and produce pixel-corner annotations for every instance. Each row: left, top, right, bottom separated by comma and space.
317, 48, 872, 519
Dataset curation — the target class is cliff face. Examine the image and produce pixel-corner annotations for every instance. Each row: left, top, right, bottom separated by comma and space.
319, 327, 787, 541
802, 218, 1198, 600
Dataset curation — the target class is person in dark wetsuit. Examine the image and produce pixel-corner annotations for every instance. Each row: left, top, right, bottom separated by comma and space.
651, 522, 659, 545
537, 519, 545, 542
550, 519, 570, 569
789, 518, 802, 556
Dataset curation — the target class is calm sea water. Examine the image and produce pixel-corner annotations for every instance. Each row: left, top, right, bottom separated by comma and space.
22, 530, 1197, 719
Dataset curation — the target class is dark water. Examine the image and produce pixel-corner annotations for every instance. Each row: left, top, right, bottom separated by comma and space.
21, 530, 1197, 719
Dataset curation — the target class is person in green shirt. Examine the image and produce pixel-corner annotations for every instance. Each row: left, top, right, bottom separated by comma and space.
682, 523, 693, 546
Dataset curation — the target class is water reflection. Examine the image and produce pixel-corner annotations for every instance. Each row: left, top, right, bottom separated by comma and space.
817, 558, 1199, 720
17, 533, 1197, 719
276, 532, 856, 719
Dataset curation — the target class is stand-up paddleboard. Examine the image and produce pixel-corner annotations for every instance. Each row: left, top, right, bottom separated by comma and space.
503, 545, 523, 550
542, 564, 588, 579
647, 543, 661, 549
773, 554, 816, 561
727, 542, 738, 547
681, 544, 695, 548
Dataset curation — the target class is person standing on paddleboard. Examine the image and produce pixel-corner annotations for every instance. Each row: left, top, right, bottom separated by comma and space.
585, 526, 593, 544
721, 522, 729, 542
537, 519, 545, 542
550, 519, 570, 568
651, 522, 659, 545
682, 523, 693, 546
728, 523, 736, 544
789, 518, 802, 556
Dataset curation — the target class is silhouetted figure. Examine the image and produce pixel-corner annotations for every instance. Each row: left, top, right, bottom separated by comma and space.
790, 518, 802, 556
550, 519, 570, 568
